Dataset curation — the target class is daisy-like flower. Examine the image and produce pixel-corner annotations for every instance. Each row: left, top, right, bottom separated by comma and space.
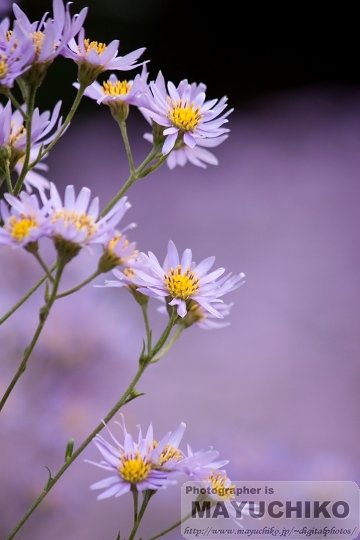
139, 71, 232, 155
74, 71, 146, 121
132, 240, 244, 318
45, 184, 131, 258
144, 132, 228, 170
0, 19, 35, 88
10, 0, 87, 67
0, 190, 51, 247
176, 446, 229, 481
201, 470, 235, 501
0, 100, 63, 171
98, 227, 138, 272
86, 414, 186, 499
62, 27, 145, 86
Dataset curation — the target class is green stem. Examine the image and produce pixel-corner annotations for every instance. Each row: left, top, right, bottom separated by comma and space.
151, 324, 183, 363
55, 269, 102, 299
0, 264, 57, 326
5, 310, 179, 540
5, 361, 148, 540
141, 303, 152, 354
31, 251, 55, 283
99, 143, 163, 218
17, 77, 28, 101
138, 153, 168, 179
5, 89, 27, 120
147, 510, 194, 540
29, 83, 86, 170
4, 158, 13, 194
13, 84, 37, 195
151, 309, 178, 357
132, 488, 139, 523
118, 119, 135, 174
128, 490, 155, 540
0, 259, 65, 411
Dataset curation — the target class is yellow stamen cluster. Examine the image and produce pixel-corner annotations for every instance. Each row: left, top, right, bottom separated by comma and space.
168, 99, 203, 131
6, 32, 19, 54
30, 31, 45, 60
102, 80, 131, 98
7, 216, 37, 242
206, 472, 235, 501
153, 442, 183, 467
124, 267, 136, 279
164, 265, 199, 300
117, 451, 151, 483
108, 234, 138, 260
9, 122, 26, 147
83, 39, 107, 55
51, 210, 97, 240
0, 58, 8, 80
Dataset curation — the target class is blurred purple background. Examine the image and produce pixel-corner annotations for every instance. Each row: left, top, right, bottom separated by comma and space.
1, 87, 360, 539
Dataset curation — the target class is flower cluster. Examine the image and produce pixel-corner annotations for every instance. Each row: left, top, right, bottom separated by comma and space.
86, 415, 231, 500
0, 1, 246, 535
0, 183, 137, 265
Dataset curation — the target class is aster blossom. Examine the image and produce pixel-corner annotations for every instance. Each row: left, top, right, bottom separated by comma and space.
10, 0, 87, 65
44, 183, 131, 249
0, 190, 51, 247
85, 414, 186, 499
62, 27, 145, 85
0, 19, 35, 87
139, 72, 232, 155
131, 240, 245, 318
76, 72, 145, 108
0, 100, 63, 171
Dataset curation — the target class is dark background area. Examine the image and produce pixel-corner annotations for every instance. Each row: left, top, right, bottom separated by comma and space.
7, 0, 360, 112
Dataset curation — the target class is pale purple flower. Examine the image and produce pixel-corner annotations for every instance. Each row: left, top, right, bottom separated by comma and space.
0, 19, 34, 87
44, 183, 131, 248
10, 0, 87, 64
0, 190, 51, 247
102, 229, 138, 265
0, 100, 63, 155
144, 132, 228, 169
62, 28, 145, 78
175, 445, 229, 481
132, 240, 244, 318
76, 72, 145, 107
85, 414, 186, 499
139, 72, 232, 155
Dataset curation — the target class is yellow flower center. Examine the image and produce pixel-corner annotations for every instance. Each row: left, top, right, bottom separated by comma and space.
30, 31, 45, 60
164, 265, 199, 300
167, 100, 203, 131
83, 39, 107, 55
0, 58, 8, 80
8, 216, 38, 242
206, 472, 235, 501
117, 454, 151, 483
51, 210, 97, 240
153, 442, 183, 467
102, 80, 131, 98
124, 267, 136, 279
106, 234, 138, 264
9, 122, 26, 148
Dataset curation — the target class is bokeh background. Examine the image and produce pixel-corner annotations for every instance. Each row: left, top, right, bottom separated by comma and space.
1, 1, 360, 539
